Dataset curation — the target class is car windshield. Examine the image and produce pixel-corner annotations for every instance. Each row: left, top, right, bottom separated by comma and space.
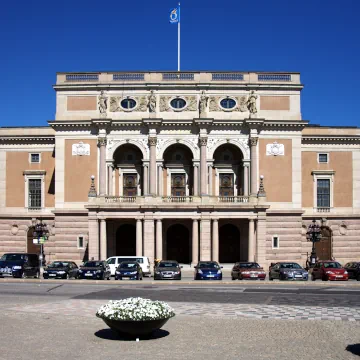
159, 262, 179, 268
323, 262, 342, 269
199, 262, 219, 269
280, 263, 302, 269
119, 263, 137, 269
0, 254, 26, 262
239, 263, 260, 268
48, 262, 69, 268
118, 258, 144, 264
83, 261, 102, 268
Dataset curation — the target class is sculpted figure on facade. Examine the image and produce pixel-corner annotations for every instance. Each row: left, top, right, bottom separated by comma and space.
236, 96, 248, 112
98, 91, 108, 115
110, 97, 121, 112
199, 91, 208, 118
159, 96, 171, 112
209, 96, 220, 111
137, 96, 148, 112
247, 90, 258, 115
148, 90, 157, 113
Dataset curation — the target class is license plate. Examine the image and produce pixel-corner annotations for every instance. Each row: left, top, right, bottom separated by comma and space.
163, 275, 172, 278
250, 274, 257, 277
336, 275, 343, 278
207, 275, 214, 278
49, 274, 56, 277
85, 273, 93, 277
295, 275, 302, 278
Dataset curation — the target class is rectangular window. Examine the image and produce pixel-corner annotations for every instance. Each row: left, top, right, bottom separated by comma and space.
28, 179, 42, 209
317, 179, 330, 207
272, 236, 279, 249
78, 236, 84, 249
318, 153, 328, 163
30, 153, 40, 163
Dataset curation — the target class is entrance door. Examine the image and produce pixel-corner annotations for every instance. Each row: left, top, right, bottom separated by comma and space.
27, 227, 40, 255
116, 224, 136, 256
171, 174, 186, 196
219, 224, 240, 263
219, 174, 234, 196
166, 224, 190, 263
123, 174, 137, 196
315, 227, 332, 260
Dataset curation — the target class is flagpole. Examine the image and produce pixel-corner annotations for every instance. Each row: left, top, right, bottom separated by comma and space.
178, 2, 180, 72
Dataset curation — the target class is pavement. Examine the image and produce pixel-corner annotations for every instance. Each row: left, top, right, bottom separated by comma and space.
1, 281, 360, 359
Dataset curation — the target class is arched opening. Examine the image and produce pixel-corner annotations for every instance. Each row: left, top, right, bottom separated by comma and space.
166, 224, 190, 263
113, 144, 144, 196
163, 144, 194, 196
116, 224, 136, 256
316, 226, 332, 260
27, 227, 40, 255
219, 224, 240, 263
213, 144, 244, 196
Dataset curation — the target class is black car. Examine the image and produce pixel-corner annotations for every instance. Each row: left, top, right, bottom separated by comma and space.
78, 261, 111, 280
115, 261, 143, 280
344, 262, 360, 280
0, 253, 40, 278
154, 260, 182, 280
43, 261, 79, 279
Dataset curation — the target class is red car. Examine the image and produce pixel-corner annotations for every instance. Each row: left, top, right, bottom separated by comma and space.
231, 262, 266, 280
311, 261, 348, 281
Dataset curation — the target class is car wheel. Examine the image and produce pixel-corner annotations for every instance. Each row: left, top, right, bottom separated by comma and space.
231, 275, 235, 280
66, 273, 70, 280
269, 275, 273, 281
311, 275, 316, 281
357, 275, 360, 281
118, 277, 122, 280
322, 275, 328, 281
34, 271, 40, 279
21, 272, 26, 279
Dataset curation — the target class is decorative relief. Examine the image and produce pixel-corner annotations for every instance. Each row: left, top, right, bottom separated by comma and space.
159, 96, 172, 112
250, 137, 258, 147
11, 224, 19, 236
266, 142, 284, 156
199, 91, 208, 118
159, 96, 197, 112
183, 96, 197, 111
235, 96, 247, 112
148, 136, 157, 146
209, 96, 221, 111
339, 222, 347, 236
247, 90, 258, 115
148, 90, 156, 113
98, 137, 107, 147
207, 137, 250, 159
109, 96, 148, 112
209, 95, 248, 112
199, 137, 208, 146
72, 142, 90, 156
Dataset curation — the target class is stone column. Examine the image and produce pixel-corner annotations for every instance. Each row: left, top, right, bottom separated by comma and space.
88, 218, 100, 261
192, 219, 199, 264
144, 219, 155, 263
250, 137, 258, 195
200, 137, 208, 196
243, 163, 249, 196
157, 164, 163, 196
208, 164, 213, 196
248, 219, 255, 262
149, 137, 157, 196
156, 219, 163, 260
193, 164, 199, 196
107, 165, 113, 196
212, 219, 219, 262
136, 219, 143, 256
98, 137, 107, 196
143, 164, 148, 195
100, 219, 107, 260
200, 219, 211, 260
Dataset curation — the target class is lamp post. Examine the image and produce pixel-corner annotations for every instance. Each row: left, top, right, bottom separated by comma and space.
306, 219, 322, 267
33, 220, 49, 269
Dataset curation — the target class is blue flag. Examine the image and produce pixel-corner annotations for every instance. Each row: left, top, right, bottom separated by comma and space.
169, 6, 180, 24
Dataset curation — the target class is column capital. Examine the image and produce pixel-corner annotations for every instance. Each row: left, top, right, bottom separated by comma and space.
249, 137, 258, 147
199, 137, 208, 146
98, 137, 107, 147
212, 218, 219, 222
148, 136, 157, 146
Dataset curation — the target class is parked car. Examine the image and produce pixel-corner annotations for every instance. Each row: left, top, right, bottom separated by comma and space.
115, 261, 143, 280
43, 261, 79, 279
0, 253, 40, 279
194, 261, 223, 280
311, 261, 348, 281
154, 260, 182, 280
106, 256, 151, 277
269, 262, 308, 281
344, 262, 360, 281
78, 261, 111, 280
231, 262, 266, 280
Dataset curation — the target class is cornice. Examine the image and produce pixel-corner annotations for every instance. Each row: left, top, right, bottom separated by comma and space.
0, 135, 55, 144
302, 135, 360, 144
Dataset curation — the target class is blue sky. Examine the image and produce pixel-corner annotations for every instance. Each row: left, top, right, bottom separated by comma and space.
0, 0, 359, 127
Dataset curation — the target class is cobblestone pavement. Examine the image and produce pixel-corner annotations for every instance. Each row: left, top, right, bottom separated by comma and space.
9, 299, 360, 322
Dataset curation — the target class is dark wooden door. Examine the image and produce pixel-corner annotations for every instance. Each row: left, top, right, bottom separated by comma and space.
315, 227, 332, 260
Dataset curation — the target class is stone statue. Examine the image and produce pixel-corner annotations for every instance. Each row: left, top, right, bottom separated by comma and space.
148, 90, 156, 113
247, 90, 257, 115
98, 91, 108, 114
199, 90, 208, 118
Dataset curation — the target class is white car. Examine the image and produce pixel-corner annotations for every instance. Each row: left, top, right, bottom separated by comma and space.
106, 256, 151, 277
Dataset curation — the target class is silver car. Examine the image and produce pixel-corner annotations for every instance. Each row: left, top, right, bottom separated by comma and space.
269, 262, 308, 281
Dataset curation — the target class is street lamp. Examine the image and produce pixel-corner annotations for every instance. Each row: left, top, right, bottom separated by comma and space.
306, 219, 322, 267
33, 220, 49, 268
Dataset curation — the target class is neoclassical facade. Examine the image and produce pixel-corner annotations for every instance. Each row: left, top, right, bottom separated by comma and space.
0, 71, 359, 267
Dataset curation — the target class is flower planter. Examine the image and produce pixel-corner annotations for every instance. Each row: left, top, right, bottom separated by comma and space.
101, 317, 170, 336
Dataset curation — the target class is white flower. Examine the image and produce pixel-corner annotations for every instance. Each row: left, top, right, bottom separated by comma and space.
96, 297, 175, 321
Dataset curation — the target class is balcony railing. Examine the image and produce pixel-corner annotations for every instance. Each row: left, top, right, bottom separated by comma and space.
113, 73, 145, 81
162, 196, 193, 203
212, 73, 244, 81
258, 74, 291, 82
316, 207, 330, 213
218, 196, 249, 203
162, 73, 195, 81
65, 74, 99, 81
105, 196, 137, 203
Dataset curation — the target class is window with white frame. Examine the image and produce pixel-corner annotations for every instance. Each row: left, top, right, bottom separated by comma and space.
29, 153, 41, 164
312, 170, 334, 210
28, 179, 42, 209
272, 235, 279, 249
317, 179, 330, 207
77, 236, 84, 249
318, 153, 329, 164
24, 171, 46, 209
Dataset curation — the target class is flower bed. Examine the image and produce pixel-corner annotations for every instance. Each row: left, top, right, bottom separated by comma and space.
96, 297, 175, 322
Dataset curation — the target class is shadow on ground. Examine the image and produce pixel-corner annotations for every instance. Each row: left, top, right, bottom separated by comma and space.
94, 328, 170, 341
346, 344, 360, 356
